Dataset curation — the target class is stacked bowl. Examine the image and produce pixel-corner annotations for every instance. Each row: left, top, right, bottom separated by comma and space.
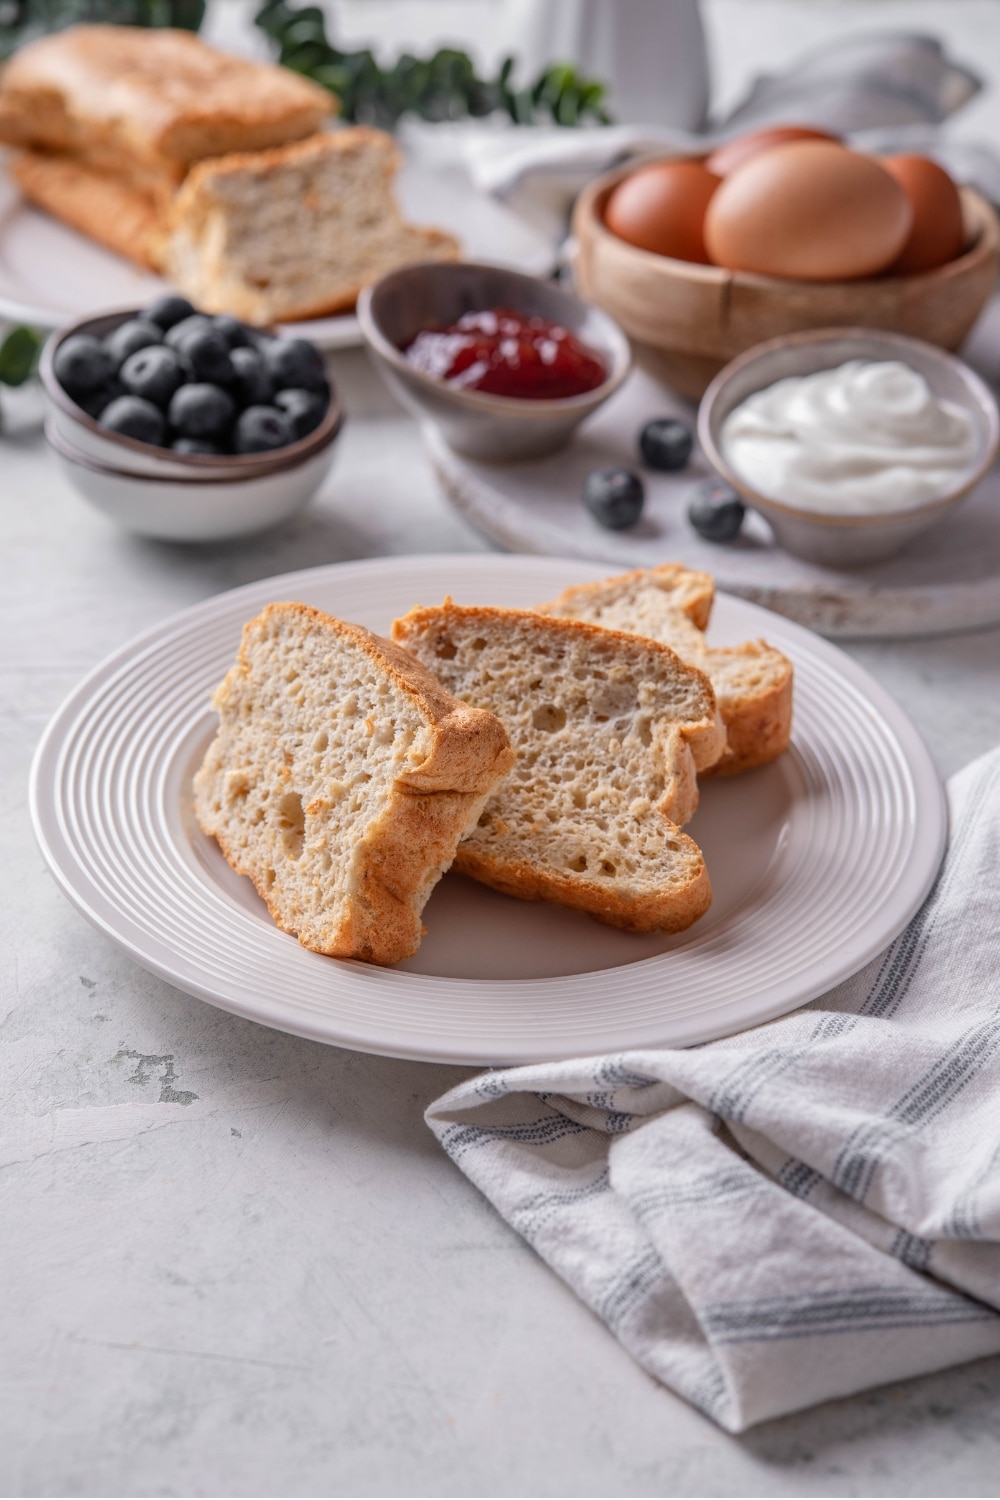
41, 310, 343, 542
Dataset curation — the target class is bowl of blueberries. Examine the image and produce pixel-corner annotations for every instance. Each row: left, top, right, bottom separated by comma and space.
41, 296, 342, 541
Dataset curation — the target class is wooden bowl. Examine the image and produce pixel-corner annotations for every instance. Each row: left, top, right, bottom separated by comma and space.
571, 159, 1000, 399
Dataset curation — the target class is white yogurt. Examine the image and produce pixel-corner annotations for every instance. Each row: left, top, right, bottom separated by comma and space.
720, 360, 978, 515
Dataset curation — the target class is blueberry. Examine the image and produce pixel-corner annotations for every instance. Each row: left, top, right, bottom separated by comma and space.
77, 377, 124, 419
168, 382, 236, 441
274, 387, 327, 439
103, 318, 162, 370
639, 416, 693, 472
687, 479, 746, 543
234, 405, 294, 453
582, 467, 645, 530
211, 315, 254, 349
145, 294, 197, 330
172, 437, 225, 455
173, 326, 233, 384
262, 337, 328, 395
98, 394, 167, 447
52, 334, 115, 399
164, 314, 213, 350
119, 345, 186, 407
228, 346, 273, 407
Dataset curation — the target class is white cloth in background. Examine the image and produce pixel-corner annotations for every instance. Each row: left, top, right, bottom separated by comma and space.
442, 30, 1000, 233
426, 746, 1000, 1433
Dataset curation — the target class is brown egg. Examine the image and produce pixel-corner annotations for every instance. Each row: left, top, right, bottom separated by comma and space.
604, 160, 722, 264
703, 141, 912, 280
706, 125, 840, 178
881, 154, 966, 274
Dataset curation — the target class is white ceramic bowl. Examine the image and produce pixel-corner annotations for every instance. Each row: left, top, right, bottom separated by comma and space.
357, 260, 631, 461
698, 328, 999, 567
47, 423, 339, 542
40, 308, 341, 479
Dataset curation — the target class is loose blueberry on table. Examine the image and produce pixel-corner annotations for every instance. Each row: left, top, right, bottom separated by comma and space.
52, 303, 331, 456
639, 416, 694, 472
583, 467, 645, 530
687, 478, 746, 542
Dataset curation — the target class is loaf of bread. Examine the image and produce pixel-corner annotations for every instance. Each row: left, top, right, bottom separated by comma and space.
157, 128, 459, 324
538, 566, 793, 776
194, 603, 514, 966
0, 25, 333, 202
391, 603, 725, 933
9, 150, 162, 267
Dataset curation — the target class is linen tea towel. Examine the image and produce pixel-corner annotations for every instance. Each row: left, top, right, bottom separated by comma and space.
426, 746, 1000, 1432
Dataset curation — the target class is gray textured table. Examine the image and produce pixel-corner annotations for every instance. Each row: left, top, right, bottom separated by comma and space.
6, 1, 1000, 1492
4, 346, 1000, 1499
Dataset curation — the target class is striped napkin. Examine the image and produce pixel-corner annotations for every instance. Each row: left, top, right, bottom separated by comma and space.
426, 747, 1000, 1431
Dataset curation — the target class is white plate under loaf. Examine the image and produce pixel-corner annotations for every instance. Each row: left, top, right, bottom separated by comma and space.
30, 554, 946, 1063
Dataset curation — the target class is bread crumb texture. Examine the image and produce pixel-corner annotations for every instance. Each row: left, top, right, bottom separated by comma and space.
539, 565, 793, 776
392, 603, 724, 933
194, 602, 513, 965
161, 127, 459, 323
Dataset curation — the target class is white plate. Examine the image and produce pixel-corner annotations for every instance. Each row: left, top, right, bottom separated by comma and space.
0, 162, 555, 349
30, 553, 946, 1065
427, 364, 1000, 638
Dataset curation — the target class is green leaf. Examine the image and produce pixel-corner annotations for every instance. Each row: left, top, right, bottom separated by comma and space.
282, 15, 329, 48
0, 325, 43, 387
282, 40, 334, 73
251, 0, 612, 128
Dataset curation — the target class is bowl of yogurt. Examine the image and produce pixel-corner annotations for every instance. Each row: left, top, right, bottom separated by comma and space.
698, 328, 999, 566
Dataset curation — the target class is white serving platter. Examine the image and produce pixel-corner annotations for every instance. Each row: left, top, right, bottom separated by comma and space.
427, 363, 1000, 638
0, 161, 555, 349
30, 553, 946, 1065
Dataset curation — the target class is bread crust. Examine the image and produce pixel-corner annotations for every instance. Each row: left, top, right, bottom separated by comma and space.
0, 25, 333, 188
453, 840, 713, 934
194, 603, 514, 966
699, 641, 794, 777
10, 149, 162, 267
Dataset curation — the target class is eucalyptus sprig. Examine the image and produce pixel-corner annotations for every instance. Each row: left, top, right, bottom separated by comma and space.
254, 1, 612, 130
0, 326, 44, 387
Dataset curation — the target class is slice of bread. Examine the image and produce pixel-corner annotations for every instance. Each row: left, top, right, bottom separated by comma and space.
194, 602, 514, 966
158, 128, 459, 324
541, 563, 717, 633
539, 566, 793, 777
391, 603, 725, 933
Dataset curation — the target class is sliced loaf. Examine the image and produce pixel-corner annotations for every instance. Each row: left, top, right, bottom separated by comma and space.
10, 151, 162, 268
539, 566, 793, 776
391, 603, 725, 933
158, 128, 459, 324
194, 602, 514, 965
0, 26, 334, 199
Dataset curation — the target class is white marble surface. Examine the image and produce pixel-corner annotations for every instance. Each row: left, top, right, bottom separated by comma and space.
5, 4, 1000, 1495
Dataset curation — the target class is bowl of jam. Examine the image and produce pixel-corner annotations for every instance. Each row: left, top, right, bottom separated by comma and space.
357, 261, 631, 460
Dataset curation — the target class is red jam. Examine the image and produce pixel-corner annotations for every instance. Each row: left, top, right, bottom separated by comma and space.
402, 307, 607, 400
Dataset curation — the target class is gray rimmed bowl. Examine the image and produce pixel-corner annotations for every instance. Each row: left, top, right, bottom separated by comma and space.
46, 421, 341, 542
40, 308, 342, 480
357, 260, 631, 461
40, 306, 343, 540
698, 328, 999, 568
